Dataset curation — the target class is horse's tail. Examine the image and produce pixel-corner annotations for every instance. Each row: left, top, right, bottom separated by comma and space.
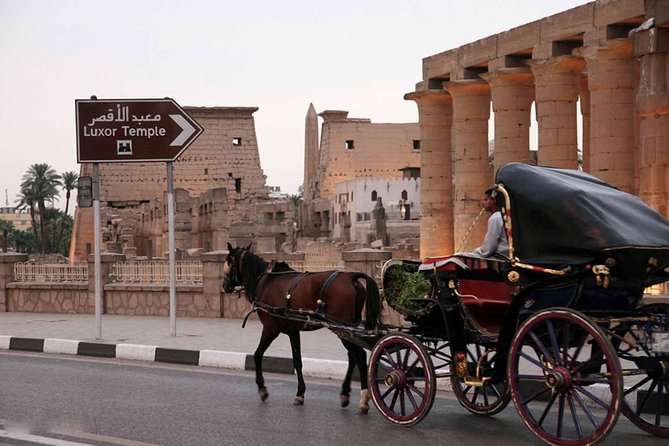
351, 273, 382, 330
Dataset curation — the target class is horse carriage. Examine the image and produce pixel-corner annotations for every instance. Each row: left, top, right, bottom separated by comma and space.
224, 163, 669, 446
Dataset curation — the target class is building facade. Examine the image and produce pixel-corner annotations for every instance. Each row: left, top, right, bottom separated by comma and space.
302, 104, 421, 238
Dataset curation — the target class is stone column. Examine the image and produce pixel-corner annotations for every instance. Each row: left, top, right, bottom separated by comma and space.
577, 41, 637, 192
88, 252, 125, 314
528, 56, 584, 169
579, 74, 591, 172
0, 254, 27, 312
634, 28, 669, 216
480, 68, 534, 173
444, 80, 491, 252
201, 250, 226, 318
405, 90, 453, 259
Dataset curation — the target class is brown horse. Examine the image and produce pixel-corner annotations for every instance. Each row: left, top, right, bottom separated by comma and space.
223, 243, 381, 412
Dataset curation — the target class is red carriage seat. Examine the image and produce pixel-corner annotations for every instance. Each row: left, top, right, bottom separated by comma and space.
420, 254, 515, 335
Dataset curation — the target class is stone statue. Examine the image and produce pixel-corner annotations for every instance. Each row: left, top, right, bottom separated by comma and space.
373, 197, 389, 246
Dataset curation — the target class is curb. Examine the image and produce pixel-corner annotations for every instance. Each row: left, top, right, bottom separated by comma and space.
0, 335, 334, 378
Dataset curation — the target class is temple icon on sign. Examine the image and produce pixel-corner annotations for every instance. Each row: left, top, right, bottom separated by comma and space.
117, 140, 133, 155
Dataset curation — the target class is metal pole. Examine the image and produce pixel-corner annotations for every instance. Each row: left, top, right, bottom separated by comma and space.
93, 163, 102, 339
167, 162, 177, 336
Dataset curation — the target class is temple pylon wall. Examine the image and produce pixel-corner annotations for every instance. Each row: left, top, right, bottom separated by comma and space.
406, 0, 669, 260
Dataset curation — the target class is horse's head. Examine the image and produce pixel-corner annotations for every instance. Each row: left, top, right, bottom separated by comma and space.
223, 242, 251, 293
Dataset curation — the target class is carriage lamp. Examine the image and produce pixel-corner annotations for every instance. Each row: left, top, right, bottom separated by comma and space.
507, 271, 520, 283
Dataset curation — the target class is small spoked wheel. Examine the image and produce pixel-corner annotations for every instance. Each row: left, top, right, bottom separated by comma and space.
368, 333, 436, 426
452, 343, 510, 416
508, 308, 623, 446
612, 303, 669, 438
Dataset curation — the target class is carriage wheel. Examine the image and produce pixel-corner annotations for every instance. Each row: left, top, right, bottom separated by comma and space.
452, 343, 511, 416
508, 308, 622, 446
368, 333, 436, 426
611, 303, 669, 438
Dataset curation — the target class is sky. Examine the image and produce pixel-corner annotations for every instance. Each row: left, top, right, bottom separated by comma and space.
0, 0, 588, 212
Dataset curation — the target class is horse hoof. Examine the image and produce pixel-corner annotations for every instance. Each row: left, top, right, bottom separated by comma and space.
340, 395, 350, 408
293, 396, 305, 406
259, 388, 269, 402
358, 405, 369, 415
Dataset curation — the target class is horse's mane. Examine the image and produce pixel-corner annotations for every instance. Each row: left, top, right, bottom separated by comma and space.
271, 261, 294, 272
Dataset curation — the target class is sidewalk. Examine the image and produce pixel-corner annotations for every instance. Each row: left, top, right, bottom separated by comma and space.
0, 312, 349, 362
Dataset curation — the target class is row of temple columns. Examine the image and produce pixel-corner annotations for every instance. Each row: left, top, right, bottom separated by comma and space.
409, 37, 669, 259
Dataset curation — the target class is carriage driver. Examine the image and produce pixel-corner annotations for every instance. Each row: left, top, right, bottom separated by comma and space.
469, 188, 509, 258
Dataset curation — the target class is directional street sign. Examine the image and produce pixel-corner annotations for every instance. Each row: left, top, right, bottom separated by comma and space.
75, 98, 204, 163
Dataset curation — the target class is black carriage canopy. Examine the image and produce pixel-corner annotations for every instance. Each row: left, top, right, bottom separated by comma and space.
495, 163, 669, 281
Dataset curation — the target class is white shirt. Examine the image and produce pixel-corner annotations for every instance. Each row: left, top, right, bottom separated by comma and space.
472, 211, 509, 258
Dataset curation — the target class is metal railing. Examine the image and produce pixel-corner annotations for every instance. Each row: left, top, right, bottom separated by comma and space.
291, 262, 345, 272
109, 261, 203, 285
14, 262, 88, 283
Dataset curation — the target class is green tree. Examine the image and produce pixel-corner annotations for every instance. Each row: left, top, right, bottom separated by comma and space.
43, 208, 72, 256
16, 184, 39, 243
59, 171, 78, 245
18, 164, 62, 253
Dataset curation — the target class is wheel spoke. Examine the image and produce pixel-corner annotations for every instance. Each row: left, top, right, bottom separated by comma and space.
381, 349, 398, 368
561, 322, 572, 364
656, 382, 664, 427
463, 385, 472, 395
574, 351, 604, 374
574, 376, 613, 385
389, 387, 400, 412
569, 332, 587, 368
637, 380, 658, 416
402, 346, 411, 370
407, 383, 425, 399
623, 376, 651, 396
546, 320, 562, 366
517, 374, 548, 381
380, 384, 396, 400
518, 352, 551, 371
557, 394, 565, 438
523, 386, 550, 405
406, 357, 420, 375
490, 383, 503, 399
529, 330, 556, 365
400, 387, 406, 416
567, 394, 583, 439
537, 392, 559, 427
573, 390, 599, 428
406, 386, 419, 411
472, 387, 480, 405
574, 385, 610, 410
482, 384, 489, 406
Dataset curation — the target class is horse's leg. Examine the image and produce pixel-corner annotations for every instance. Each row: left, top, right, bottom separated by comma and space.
352, 343, 371, 414
339, 339, 356, 408
255, 324, 279, 402
288, 331, 306, 406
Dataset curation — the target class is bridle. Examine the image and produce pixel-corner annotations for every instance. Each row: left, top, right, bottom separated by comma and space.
226, 249, 248, 292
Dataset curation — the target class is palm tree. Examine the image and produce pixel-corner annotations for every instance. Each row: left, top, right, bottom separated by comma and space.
19, 164, 62, 253
16, 184, 39, 243
59, 171, 78, 245
61, 171, 78, 217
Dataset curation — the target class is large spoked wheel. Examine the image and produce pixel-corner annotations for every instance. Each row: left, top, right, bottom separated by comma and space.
368, 333, 436, 426
452, 343, 511, 416
508, 308, 623, 446
611, 303, 669, 438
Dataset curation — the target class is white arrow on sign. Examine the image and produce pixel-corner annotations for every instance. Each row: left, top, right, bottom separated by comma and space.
169, 114, 197, 147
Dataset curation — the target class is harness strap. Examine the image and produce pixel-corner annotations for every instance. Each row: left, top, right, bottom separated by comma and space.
316, 271, 340, 314
285, 272, 310, 309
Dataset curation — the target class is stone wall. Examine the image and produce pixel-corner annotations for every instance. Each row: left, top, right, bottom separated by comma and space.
104, 284, 216, 317
7, 283, 89, 313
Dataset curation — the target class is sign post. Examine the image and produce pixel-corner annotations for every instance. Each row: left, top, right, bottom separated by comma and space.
167, 162, 177, 336
93, 163, 102, 339
76, 98, 203, 337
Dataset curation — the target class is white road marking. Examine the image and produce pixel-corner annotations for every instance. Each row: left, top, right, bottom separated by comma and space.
51, 429, 160, 446
0, 429, 93, 446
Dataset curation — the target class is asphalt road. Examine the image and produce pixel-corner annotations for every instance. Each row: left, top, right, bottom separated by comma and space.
0, 352, 661, 446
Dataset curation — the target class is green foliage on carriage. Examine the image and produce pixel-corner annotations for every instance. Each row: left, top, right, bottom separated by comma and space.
384, 267, 431, 314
